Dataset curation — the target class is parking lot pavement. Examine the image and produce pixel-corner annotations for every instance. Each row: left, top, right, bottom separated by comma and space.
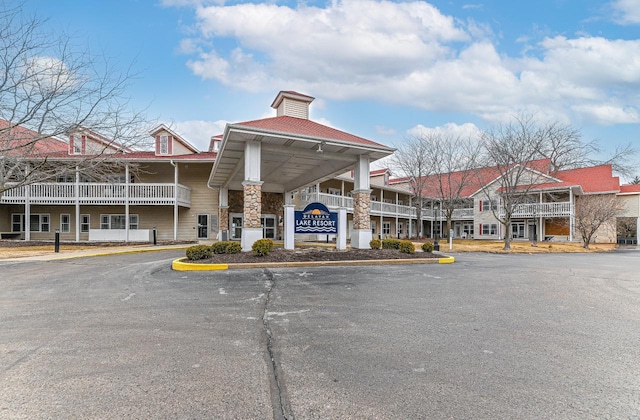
1, 251, 639, 419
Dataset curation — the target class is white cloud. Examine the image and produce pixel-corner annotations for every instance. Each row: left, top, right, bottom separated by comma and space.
375, 125, 396, 136
571, 104, 640, 125
173, 1, 640, 127
611, 0, 640, 25
167, 119, 229, 151
407, 122, 481, 139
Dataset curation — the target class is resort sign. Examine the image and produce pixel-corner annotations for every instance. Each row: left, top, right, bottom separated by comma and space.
294, 202, 338, 234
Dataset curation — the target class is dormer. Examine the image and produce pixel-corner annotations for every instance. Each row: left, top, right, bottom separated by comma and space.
150, 124, 199, 156
68, 128, 130, 155
209, 134, 222, 153
69, 133, 86, 155
270, 91, 315, 119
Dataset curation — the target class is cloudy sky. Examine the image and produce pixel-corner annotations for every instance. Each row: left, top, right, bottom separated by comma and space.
23, 0, 640, 175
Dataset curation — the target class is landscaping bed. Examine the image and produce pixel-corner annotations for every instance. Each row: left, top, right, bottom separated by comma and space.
191, 247, 438, 264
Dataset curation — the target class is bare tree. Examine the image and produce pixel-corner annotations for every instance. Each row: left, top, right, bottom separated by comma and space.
425, 134, 482, 236
389, 135, 433, 237
0, 3, 150, 198
479, 115, 549, 251
535, 120, 637, 177
574, 194, 621, 248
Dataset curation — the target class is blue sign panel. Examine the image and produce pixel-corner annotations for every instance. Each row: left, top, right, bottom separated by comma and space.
294, 202, 338, 234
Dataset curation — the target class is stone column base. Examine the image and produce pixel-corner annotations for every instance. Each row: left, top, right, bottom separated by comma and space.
350, 228, 372, 249
241, 228, 263, 252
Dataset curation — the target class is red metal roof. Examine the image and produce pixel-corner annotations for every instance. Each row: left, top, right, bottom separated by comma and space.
234, 116, 391, 149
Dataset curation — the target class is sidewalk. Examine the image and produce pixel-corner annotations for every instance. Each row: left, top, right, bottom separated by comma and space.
0, 243, 192, 262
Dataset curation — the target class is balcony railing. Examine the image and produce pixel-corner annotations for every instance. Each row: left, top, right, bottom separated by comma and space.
499, 202, 572, 218
1, 182, 192, 207
300, 192, 416, 218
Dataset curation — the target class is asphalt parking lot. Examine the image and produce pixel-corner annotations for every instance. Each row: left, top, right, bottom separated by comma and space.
1, 250, 639, 419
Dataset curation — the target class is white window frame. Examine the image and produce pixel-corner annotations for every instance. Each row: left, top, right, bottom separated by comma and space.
80, 214, 90, 233
60, 214, 70, 233
382, 222, 390, 235
159, 135, 169, 154
99, 214, 138, 230
56, 174, 75, 183
71, 134, 82, 155
482, 199, 498, 212
11, 214, 50, 233
327, 188, 341, 196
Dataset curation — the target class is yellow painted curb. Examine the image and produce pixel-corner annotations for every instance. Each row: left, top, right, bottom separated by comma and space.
171, 255, 455, 271
438, 256, 455, 264
172, 258, 228, 271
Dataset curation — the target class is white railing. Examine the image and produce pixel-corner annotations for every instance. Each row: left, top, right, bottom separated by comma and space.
0, 182, 192, 207
499, 202, 572, 218
301, 192, 416, 217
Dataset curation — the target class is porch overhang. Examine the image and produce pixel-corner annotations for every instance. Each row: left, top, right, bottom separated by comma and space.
207, 124, 395, 193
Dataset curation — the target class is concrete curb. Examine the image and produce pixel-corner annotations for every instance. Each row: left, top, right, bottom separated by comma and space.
172, 255, 455, 271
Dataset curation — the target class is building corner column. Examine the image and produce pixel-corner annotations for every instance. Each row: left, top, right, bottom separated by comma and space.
337, 207, 347, 250
218, 187, 229, 240
242, 180, 263, 251
350, 155, 372, 249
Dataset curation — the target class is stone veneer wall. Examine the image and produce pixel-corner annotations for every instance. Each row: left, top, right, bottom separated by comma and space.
243, 184, 262, 229
219, 207, 229, 231
353, 191, 371, 229
228, 189, 285, 238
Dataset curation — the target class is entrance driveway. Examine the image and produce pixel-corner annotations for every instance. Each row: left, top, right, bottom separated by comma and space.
1, 250, 639, 418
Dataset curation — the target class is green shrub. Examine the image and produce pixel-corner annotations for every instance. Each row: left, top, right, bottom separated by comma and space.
185, 244, 213, 260
252, 238, 274, 256
225, 242, 242, 254
399, 240, 415, 254
421, 242, 434, 253
369, 238, 382, 249
211, 241, 231, 254
381, 238, 401, 249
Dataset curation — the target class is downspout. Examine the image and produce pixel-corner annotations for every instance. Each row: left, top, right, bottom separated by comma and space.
171, 160, 178, 241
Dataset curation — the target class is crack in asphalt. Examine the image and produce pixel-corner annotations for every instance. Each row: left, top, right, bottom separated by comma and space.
261, 269, 294, 420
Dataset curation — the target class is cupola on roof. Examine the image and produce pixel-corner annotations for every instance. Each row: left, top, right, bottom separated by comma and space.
270, 91, 315, 119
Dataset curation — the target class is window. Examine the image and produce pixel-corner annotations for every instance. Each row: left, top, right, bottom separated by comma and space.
371, 220, 376, 234
382, 222, 390, 235
60, 214, 70, 233
100, 214, 138, 229
11, 214, 49, 232
327, 188, 341, 196
81, 215, 90, 233
481, 199, 498, 212
71, 134, 83, 154
398, 222, 403, 235
482, 224, 498, 235
371, 195, 378, 201
56, 174, 75, 183
160, 135, 169, 154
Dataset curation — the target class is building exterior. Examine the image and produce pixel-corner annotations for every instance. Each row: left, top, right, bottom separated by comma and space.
1, 91, 639, 247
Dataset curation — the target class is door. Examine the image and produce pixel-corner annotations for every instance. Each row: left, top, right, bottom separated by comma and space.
528, 221, 537, 241
231, 215, 243, 240
261, 215, 276, 239
197, 214, 208, 239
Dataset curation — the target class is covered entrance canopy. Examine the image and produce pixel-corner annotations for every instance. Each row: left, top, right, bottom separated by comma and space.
207, 91, 395, 250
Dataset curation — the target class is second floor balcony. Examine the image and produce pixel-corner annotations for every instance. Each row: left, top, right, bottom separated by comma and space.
1, 182, 192, 207
499, 201, 572, 218
300, 192, 417, 218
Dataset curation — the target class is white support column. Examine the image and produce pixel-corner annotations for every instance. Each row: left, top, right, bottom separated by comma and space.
75, 166, 80, 242
395, 192, 399, 239
379, 189, 383, 239
569, 188, 574, 242
25, 164, 30, 241
242, 141, 263, 251
125, 163, 130, 243
284, 204, 295, 250
337, 207, 347, 250
350, 155, 372, 249
173, 161, 179, 241
408, 197, 412, 238
341, 180, 345, 207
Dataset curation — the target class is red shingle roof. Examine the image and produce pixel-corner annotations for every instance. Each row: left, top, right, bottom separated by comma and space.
0, 119, 68, 156
234, 116, 392, 150
620, 184, 640, 193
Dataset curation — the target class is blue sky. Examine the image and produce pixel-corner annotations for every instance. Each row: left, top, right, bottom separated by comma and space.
21, 0, 640, 176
